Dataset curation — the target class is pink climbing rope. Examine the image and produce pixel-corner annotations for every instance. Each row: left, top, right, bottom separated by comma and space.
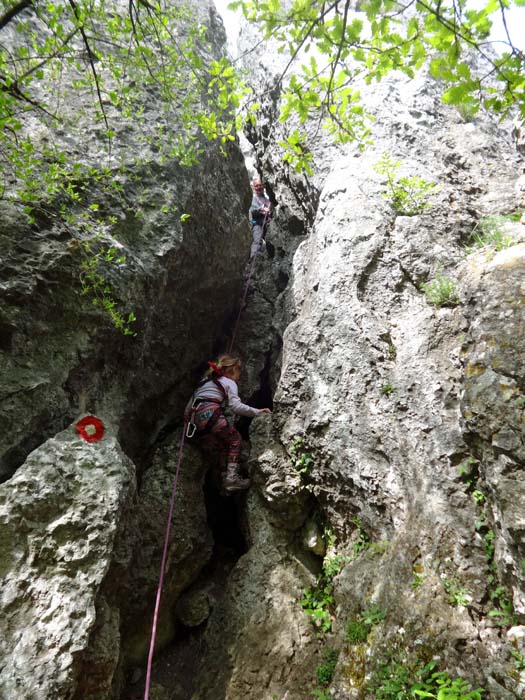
228, 212, 270, 353
143, 427, 187, 700
228, 254, 257, 353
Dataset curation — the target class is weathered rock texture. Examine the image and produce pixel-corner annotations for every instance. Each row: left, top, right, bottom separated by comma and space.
0, 424, 135, 700
0, 0, 250, 482
2, 4, 525, 700
0, 1, 252, 698
191, 20, 525, 700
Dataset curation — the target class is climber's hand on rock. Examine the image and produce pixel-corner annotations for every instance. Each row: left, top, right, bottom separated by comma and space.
259, 408, 272, 414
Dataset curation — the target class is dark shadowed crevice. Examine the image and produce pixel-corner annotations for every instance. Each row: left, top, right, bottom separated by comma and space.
123, 467, 248, 700
0, 412, 73, 484
203, 468, 248, 558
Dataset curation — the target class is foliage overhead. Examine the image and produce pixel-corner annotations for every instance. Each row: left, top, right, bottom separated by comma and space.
2, 0, 524, 328
0, 0, 248, 331
0, 0, 248, 210
3, 0, 524, 202
230, 0, 525, 170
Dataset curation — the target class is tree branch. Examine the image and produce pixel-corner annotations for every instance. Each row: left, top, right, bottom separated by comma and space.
0, 0, 33, 32
0, 79, 57, 119
326, 0, 351, 100
68, 0, 109, 133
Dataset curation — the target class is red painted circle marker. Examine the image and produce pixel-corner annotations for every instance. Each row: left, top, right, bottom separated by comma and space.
75, 415, 105, 443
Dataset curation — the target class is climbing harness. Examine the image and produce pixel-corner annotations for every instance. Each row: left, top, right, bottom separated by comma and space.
143, 426, 186, 700
228, 210, 270, 353
185, 376, 227, 438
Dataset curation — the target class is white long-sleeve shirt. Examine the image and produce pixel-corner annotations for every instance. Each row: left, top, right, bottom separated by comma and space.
192, 376, 261, 417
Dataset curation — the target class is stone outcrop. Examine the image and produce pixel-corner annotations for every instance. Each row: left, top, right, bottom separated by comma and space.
0, 0, 251, 483
0, 424, 135, 700
191, 17, 525, 700
0, 1, 252, 697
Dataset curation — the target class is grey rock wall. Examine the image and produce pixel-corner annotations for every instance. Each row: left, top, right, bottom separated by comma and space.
0, 425, 136, 700
2, 4, 525, 700
0, 1, 254, 698
192, 19, 525, 700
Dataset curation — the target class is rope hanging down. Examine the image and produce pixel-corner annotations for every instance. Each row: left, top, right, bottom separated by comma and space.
228, 211, 270, 353
143, 211, 270, 697
143, 427, 187, 700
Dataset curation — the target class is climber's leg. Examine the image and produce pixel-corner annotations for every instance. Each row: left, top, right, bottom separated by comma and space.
209, 419, 249, 492
250, 223, 264, 258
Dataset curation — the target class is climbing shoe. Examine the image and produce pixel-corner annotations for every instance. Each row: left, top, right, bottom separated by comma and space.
223, 475, 251, 493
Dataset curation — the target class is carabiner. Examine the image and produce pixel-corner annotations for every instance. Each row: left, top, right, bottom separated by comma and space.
185, 421, 197, 439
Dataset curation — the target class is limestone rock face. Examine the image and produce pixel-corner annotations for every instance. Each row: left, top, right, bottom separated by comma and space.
193, 493, 317, 700
0, 0, 251, 482
461, 244, 525, 611
0, 142, 251, 481
0, 423, 135, 700
2, 4, 525, 700
0, 1, 249, 697
193, 15, 525, 700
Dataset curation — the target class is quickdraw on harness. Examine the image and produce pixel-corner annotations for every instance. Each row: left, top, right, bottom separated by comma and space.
185, 366, 227, 438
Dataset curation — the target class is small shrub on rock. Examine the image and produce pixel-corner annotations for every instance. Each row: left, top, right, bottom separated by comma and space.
421, 274, 460, 307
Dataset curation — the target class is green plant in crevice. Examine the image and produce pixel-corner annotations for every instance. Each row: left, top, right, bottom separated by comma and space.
381, 382, 394, 397
454, 461, 517, 627
301, 550, 349, 635
483, 530, 495, 567
442, 576, 471, 607
456, 456, 478, 488
421, 274, 459, 306
466, 216, 515, 253
351, 516, 371, 555
411, 562, 426, 591
479, 525, 519, 628
300, 580, 334, 636
411, 669, 485, 700
421, 274, 460, 307
374, 153, 440, 216
300, 519, 385, 636
488, 586, 518, 628
367, 655, 486, 700
370, 539, 390, 555
322, 526, 336, 550
315, 647, 339, 687
472, 489, 485, 506
289, 436, 315, 477
510, 648, 525, 672
368, 654, 414, 700
300, 532, 350, 636
312, 690, 331, 700
346, 604, 386, 644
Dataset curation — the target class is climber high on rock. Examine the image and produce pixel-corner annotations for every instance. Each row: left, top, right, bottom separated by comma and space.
249, 178, 273, 259
185, 354, 271, 493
